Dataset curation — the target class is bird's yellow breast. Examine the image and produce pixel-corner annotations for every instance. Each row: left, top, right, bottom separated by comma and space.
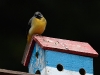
29, 17, 47, 35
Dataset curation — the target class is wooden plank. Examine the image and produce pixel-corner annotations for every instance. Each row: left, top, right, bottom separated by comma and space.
0, 68, 39, 75
33, 35, 98, 57
22, 35, 98, 67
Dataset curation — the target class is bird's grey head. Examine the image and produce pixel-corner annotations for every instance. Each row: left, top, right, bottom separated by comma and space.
34, 11, 43, 19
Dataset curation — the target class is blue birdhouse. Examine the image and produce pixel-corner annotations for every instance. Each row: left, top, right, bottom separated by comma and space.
22, 35, 98, 75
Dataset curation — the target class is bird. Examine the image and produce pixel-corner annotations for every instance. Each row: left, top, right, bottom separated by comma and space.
27, 11, 47, 43
21, 12, 47, 65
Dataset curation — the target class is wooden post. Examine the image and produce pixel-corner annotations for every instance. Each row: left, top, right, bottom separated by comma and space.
0, 68, 39, 75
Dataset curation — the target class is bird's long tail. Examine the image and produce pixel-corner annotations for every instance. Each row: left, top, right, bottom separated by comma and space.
27, 34, 33, 44
21, 35, 35, 66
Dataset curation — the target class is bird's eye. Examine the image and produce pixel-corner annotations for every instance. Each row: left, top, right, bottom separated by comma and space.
38, 13, 41, 16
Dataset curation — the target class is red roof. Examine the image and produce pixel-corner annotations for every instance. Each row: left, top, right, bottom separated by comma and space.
22, 35, 98, 66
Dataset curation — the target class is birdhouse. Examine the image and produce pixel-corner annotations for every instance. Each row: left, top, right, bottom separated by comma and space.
22, 35, 98, 75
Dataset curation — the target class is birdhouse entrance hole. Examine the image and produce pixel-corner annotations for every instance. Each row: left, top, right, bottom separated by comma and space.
57, 64, 63, 71
79, 68, 86, 75
35, 70, 41, 74
35, 52, 39, 58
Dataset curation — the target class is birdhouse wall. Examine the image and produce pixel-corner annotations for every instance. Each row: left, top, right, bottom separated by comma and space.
28, 43, 46, 74
45, 50, 93, 75
28, 43, 93, 75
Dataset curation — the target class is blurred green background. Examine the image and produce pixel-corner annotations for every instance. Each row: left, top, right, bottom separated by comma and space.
0, 0, 100, 75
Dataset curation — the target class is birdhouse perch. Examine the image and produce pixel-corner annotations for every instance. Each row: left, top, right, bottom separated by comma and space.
22, 35, 98, 75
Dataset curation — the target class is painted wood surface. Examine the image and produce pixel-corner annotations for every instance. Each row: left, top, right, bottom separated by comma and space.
41, 66, 93, 75
29, 43, 93, 75
33, 35, 98, 57
45, 50, 93, 75
22, 35, 98, 67
28, 43, 46, 74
